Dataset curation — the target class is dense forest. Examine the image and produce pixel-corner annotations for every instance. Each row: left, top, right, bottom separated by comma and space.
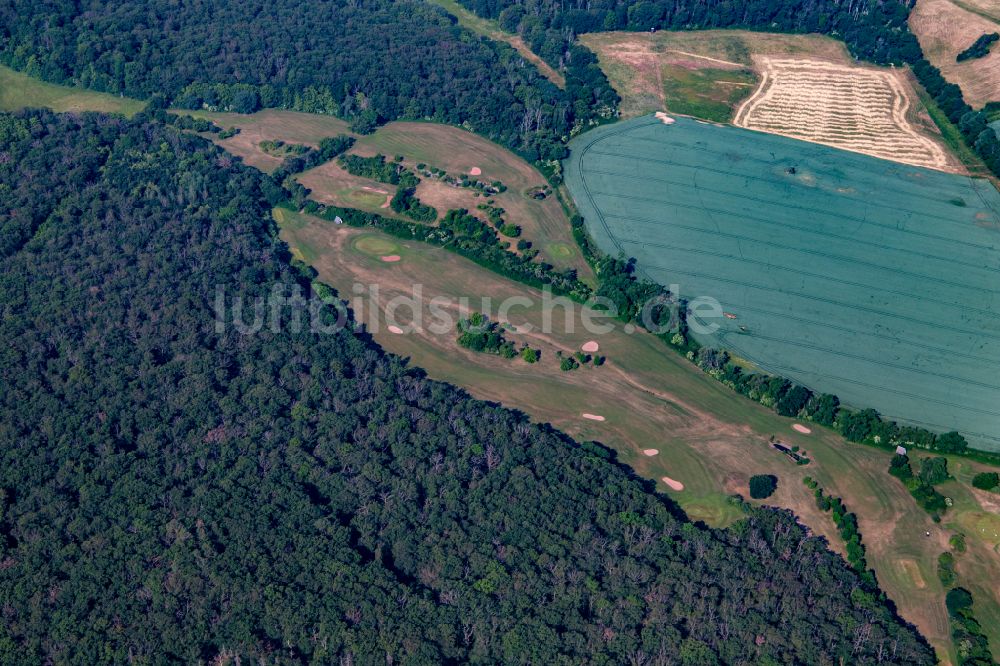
0, 0, 603, 161
459, 0, 920, 66
0, 108, 936, 663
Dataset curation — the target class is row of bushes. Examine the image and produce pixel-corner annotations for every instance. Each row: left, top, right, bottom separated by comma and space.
390, 187, 437, 223
945, 588, 995, 665
294, 201, 592, 300
456, 311, 538, 362
272, 135, 355, 183
956, 33, 999, 62
338, 153, 419, 188
804, 477, 877, 589
910, 58, 1000, 176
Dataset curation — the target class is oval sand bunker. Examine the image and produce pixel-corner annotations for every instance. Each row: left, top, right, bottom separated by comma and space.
654, 111, 675, 125
387, 325, 404, 334
792, 424, 812, 434
582, 413, 605, 422
380, 255, 401, 263
469, 167, 482, 176
642, 449, 659, 456
581, 341, 599, 353
661, 476, 684, 491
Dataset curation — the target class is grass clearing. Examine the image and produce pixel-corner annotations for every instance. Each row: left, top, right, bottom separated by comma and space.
660, 65, 756, 123
427, 0, 564, 88
181, 109, 351, 173
0, 64, 144, 116
565, 115, 1000, 452
276, 206, 1000, 660
910, 0, 1000, 108
350, 121, 593, 278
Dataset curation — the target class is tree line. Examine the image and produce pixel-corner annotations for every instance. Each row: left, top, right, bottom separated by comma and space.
0, 0, 596, 162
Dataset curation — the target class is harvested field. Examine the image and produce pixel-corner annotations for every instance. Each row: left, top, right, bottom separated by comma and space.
580, 30, 848, 121
910, 0, 1000, 108
565, 115, 1000, 451
734, 57, 953, 170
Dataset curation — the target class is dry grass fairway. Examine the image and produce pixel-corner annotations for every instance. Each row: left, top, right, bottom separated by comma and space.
910, 0, 1000, 108
734, 57, 955, 170
183, 109, 351, 173
296, 162, 398, 217
351, 121, 593, 279
276, 206, 1000, 662
179, 110, 591, 278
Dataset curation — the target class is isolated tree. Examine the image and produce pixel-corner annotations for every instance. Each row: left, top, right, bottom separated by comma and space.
935, 431, 968, 454
749, 475, 778, 499
919, 457, 949, 486
971, 472, 999, 491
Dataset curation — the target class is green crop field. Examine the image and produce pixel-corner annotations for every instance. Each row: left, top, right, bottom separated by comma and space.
565, 115, 1000, 450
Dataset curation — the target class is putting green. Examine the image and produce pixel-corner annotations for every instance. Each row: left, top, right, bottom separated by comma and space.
352, 234, 402, 258
546, 243, 575, 259
344, 187, 391, 210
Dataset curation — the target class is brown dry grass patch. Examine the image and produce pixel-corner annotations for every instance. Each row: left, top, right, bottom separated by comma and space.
296, 161, 399, 216
910, 0, 1000, 108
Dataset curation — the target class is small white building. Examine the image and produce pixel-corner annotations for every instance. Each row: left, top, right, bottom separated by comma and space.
896, 445, 907, 456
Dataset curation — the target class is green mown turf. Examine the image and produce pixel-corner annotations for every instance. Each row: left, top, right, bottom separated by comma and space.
565, 115, 1000, 450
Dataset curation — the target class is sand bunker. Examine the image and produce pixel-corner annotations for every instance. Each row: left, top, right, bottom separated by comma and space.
642, 449, 659, 456
582, 413, 605, 422
661, 476, 684, 491
654, 111, 675, 125
387, 325, 404, 334
581, 341, 600, 353
792, 424, 812, 434
469, 167, 482, 176
380, 255, 401, 263
380, 194, 392, 209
